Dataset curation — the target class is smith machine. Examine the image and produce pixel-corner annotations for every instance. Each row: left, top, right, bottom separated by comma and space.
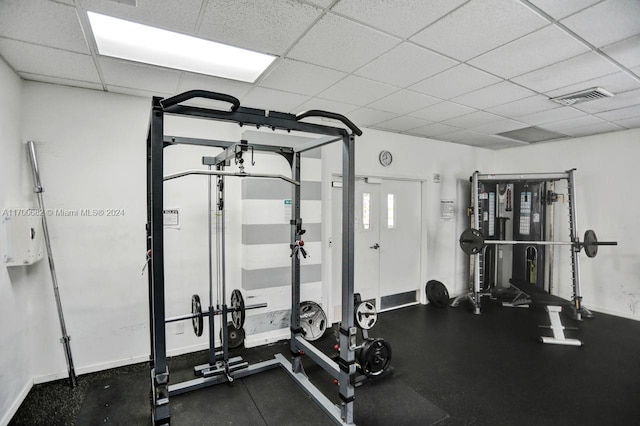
146, 90, 363, 425
453, 170, 616, 345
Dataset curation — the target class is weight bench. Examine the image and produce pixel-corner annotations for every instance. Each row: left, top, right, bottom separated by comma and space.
509, 280, 583, 347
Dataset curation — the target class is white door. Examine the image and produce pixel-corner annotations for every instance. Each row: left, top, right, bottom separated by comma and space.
331, 178, 422, 321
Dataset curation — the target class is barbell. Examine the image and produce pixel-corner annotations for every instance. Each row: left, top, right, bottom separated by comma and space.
459, 228, 617, 258
165, 289, 267, 337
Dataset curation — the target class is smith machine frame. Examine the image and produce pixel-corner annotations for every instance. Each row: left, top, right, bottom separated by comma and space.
454, 170, 591, 320
146, 90, 363, 425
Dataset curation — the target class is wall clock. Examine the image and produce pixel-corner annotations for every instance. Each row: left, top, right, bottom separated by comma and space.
379, 150, 392, 167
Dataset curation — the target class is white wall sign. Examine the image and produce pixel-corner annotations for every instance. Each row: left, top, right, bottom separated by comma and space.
440, 200, 455, 221
163, 209, 179, 227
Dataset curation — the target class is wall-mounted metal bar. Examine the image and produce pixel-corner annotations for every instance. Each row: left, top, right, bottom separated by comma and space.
477, 172, 569, 182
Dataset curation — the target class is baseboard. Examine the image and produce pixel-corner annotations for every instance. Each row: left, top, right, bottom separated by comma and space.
1, 379, 33, 426
588, 306, 640, 321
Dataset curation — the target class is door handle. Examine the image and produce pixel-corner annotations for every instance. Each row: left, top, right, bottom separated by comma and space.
369, 243, 380, 249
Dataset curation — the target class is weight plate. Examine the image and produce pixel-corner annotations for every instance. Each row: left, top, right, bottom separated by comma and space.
299, 301, 327, 341
460, 228, 485, 255
355, 301, 378, 330
230, 289, 245, 330
358, 338, 392, 378
191, 294, 203, 337
426, 280, 449, 308
220, 322, 245, 349
584, 229, 598, 258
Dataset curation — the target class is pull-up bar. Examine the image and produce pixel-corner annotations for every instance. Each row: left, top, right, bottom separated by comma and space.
163, 169, 299, 185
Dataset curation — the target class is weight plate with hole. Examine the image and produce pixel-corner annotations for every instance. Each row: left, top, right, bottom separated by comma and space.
459, 228, 485, 255
583, 229, 598, 258
426, 280, 450, 308
230, 289, 245, 330
220, 322, 245, 349
191, 294, 203, 337
355, 301, 378, 330
358, 338, 392, 378
299, 301, 327, 341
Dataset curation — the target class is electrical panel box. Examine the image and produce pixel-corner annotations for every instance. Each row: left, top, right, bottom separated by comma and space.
2, 213, 45, 266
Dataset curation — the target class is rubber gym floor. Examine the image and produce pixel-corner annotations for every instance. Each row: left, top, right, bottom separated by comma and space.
10, 300, 640, 425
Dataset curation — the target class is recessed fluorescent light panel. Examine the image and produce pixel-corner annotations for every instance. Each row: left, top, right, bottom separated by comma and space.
87, 12, 276, 83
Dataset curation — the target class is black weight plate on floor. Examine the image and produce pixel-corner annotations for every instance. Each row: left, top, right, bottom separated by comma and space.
220, 323, 245, 349
192, 294, 203, 337
359, 338, 392, 378
426, 280, 449, 308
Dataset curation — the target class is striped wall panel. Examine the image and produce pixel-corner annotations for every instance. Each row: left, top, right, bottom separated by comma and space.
241, 153, 322, 292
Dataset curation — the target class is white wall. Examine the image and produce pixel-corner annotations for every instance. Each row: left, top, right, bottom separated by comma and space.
321, 127, 493, 315
492, 129, 640, 319
0, 59, 38, 425
21, 82, 151, 382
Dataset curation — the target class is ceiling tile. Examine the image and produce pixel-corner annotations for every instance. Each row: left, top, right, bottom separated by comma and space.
540, 115, 607, 131
199, 0, 322, 55
408, 101, 475, 122
527, 0, 602, 19
241, 87, 310, 112
469, 25, 590, 78
613, 115, 640, 128
306, 0, 334, 7
81, 0, 203, 34
572, 87, 640, 113
367, 90, 441, 115
294, 98, 359, 115
407, 123, 461, 137
259, 59, 347, 96
107, 85, 173, 99
317, 75, 398, 106
595, 104, 640, 121
515, 106, 586, 125
512, 52, 621, 93
561, 0, 640, 47
486, 139, 531, 149
347, 107, 399, 127
451, 81, 536, 109
471, 119, 529, 135
19, 72, 103, 91
355, 42, 458, 88
410, 0, 548, 61
288, 13, 400, 73
442, 111, 504, 128
0, 0, 89, 53
486, 95, 558, 117
410, 64, 501, 99
100, 58, 181, 93
603, 35, 640, 69
0, 38, 100, 82
560, 121, 624, 136
544, 71, 640, 98
437, 130, 516, 147
374, 116, 431, 132
178, 72, 253, 99
331, 0, 468, 38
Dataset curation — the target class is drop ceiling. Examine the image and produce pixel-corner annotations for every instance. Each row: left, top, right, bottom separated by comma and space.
1, 0, 639, 149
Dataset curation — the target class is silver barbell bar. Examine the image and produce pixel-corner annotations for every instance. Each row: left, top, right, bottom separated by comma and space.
165, 302, 267, 324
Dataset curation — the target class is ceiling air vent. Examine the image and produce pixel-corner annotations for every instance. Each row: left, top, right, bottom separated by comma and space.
550, 87, 614, 106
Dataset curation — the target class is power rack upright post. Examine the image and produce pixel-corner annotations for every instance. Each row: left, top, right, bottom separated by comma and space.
146, 90, 363, 425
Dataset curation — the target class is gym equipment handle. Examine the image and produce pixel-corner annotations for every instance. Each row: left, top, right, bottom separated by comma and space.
160, 90, 240, 111
296, 110, 363, 136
